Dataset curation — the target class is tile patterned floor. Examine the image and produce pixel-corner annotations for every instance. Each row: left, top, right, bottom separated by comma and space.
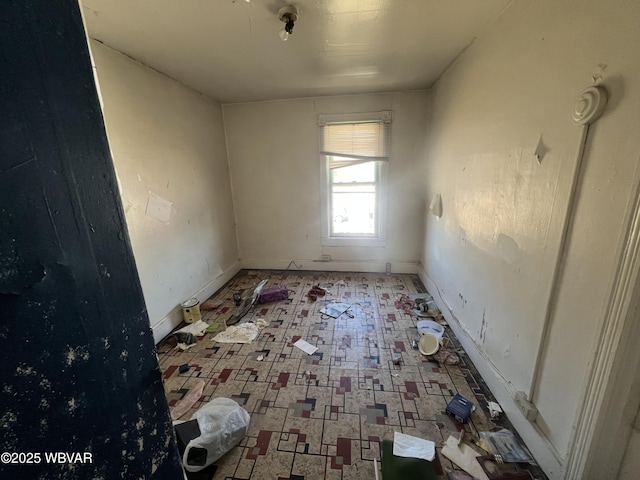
158, 270, 545, 480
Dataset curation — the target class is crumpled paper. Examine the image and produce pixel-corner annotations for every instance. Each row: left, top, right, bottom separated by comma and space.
212, 320, 268, 344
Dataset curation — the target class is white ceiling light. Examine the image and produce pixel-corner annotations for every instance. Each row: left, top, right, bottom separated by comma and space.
278, 5, 299, 41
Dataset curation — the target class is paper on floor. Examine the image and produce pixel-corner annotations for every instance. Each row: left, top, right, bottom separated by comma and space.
392, 431, 435, 462
441, 435, 489, 480
319, 302, 351, 318
293, 339, 318, 355
212, 322, 260, 343
487, 401, 503, 418
177, 320, 210, 336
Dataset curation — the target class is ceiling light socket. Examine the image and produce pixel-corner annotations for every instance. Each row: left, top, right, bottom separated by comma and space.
278, 5, 299, 25
278, 5, 299, 40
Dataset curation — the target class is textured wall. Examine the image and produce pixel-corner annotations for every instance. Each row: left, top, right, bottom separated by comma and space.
90, 41, 240, 342
223, 91, 429, 272
422, 0, 640, 476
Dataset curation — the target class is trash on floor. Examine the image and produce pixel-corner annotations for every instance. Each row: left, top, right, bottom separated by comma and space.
182, 397, 250, 472
446, 394, 475, 423
418, 333, 440, 356
177, 320, 210, 337
477, 429, 535, 464
205, 323, 220, 333
293, 338, 318, 355
392, 431, 435, 462
163, 330, 196, 350
170, 379, 205, 421
212, 322, 261, 344
306, 285, 326, 302
429, 337, 461, 365
179, 363, 190, 373
409, 293, 437, 315
181, 297, 202, 323
429, 347, 460, 365
319, 301, 351, 318
476, 456, 534, 479
408, 292, 435, 304
233, 291, 242, 306
394, 294, 416, 314
176, 342, 195, 351
392, 353, 402, 365
487, 401, 503, 419
430, 312, 449, 326
228, 279, 267, 325
200, 299, 221, 311
259, 285, 289, 304
441, 435, 490, 480
254, 318, 269, 329
417, 319, 444, 339
445, 468, 475, 480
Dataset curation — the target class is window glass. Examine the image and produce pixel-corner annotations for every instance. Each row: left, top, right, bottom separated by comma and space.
330, 161, 377, 236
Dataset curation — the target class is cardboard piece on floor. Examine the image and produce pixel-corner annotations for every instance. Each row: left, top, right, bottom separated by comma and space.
293, 339, 318, 355
441, 435, 490, 480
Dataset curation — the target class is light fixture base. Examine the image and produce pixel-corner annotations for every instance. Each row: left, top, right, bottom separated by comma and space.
278, 5, 299, 24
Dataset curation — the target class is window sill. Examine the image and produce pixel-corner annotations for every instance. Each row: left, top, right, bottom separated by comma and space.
321, 237, 387, 248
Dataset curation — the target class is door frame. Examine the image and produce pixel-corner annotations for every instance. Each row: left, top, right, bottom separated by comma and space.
564, 161, 640, 479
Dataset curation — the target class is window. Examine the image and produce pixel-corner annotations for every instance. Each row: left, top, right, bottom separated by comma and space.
319, 112, 390, 243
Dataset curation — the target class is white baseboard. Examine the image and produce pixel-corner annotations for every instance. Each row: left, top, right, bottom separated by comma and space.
239, 258, 419, 274
151, 260, 242, 344
417, 263, 564, 480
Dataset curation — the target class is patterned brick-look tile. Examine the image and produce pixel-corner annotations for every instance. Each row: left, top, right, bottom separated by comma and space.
156, 270, 547, 480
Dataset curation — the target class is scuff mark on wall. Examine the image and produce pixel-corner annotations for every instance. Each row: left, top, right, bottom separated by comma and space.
480, 308, 488, 343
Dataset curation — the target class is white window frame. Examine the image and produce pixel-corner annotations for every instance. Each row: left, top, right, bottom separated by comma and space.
318, 111, 390, 247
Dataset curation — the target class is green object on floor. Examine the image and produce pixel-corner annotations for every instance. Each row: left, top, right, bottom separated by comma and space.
381, 439, 436, 480
205, 323, 220, 333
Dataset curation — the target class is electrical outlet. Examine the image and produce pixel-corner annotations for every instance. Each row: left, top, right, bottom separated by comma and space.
515, 391, 538, 422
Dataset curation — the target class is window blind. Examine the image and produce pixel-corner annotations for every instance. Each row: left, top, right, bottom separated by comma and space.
319, 112, 391, 169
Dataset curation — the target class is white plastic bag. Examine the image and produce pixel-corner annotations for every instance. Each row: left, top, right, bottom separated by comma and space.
182, 398, 250, 472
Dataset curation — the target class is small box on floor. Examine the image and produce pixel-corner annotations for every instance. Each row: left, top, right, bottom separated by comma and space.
446, 394, 474, 423
174, 419, 201, 454
258, 285, 288, 304
174, 420, 218, 480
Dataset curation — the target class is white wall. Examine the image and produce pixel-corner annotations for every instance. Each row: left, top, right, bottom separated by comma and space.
223, 91, 429, 272
421, 1, 640, 478
90, 41, 240, 342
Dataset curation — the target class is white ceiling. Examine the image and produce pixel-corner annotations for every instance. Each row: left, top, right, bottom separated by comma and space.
81, 0, 511, 104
